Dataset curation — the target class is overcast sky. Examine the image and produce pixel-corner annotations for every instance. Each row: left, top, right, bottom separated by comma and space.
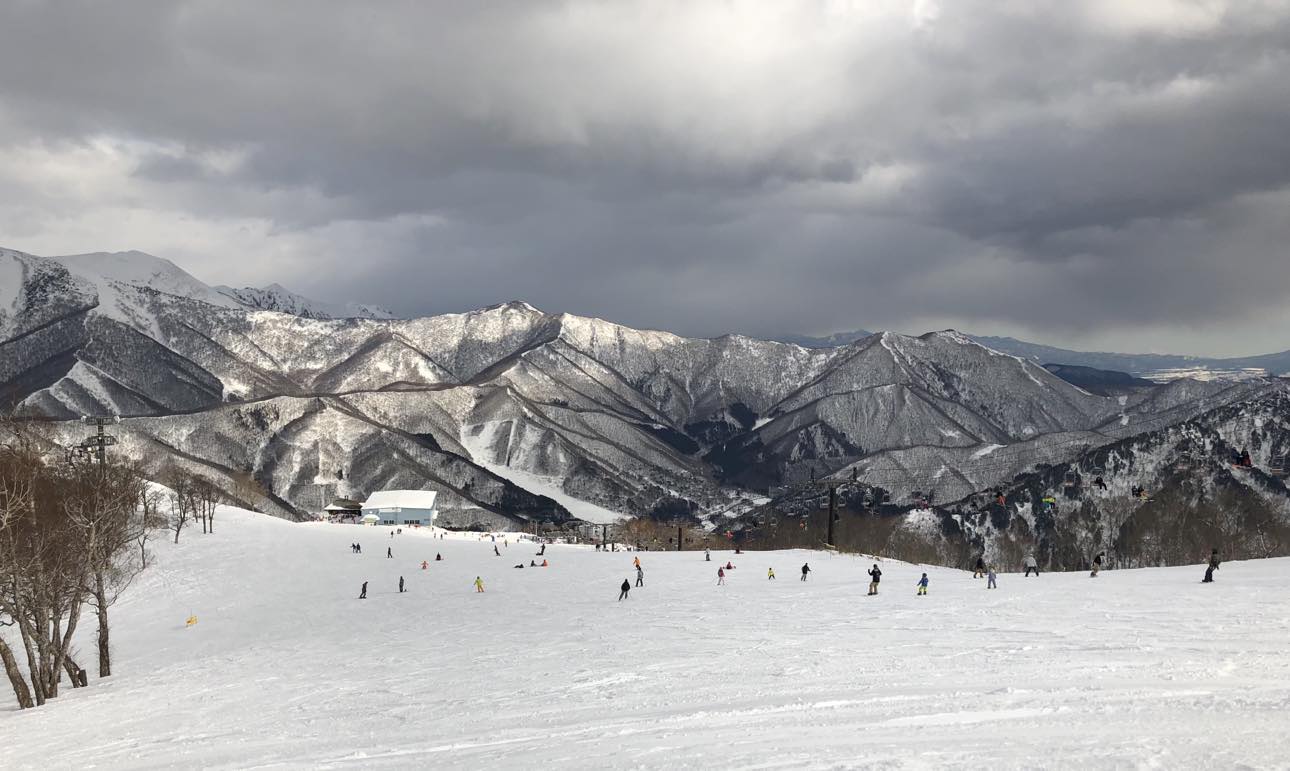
2, 1, 1289, 356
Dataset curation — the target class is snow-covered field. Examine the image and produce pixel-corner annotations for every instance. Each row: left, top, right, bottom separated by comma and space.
4, 507, 1289, 769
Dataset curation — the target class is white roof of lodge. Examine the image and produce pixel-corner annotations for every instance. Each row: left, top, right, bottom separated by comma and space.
362, 490, 439, 511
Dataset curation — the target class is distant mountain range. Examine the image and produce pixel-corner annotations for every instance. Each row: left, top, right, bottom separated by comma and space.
780, 330, 1290, 381
3, 247, 1287, 568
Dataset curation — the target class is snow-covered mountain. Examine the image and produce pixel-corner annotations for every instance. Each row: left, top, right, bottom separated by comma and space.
781, 329, 1290, 380
215, 283, 395, 320
3, 246, 1288, 560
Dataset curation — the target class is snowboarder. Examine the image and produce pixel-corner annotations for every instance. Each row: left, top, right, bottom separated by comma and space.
1203, 549, 1221, 583
619, 579, 631, 600
390, 530, 394, 539
1024, 554, 1039, 577
987, 565, 997, 589
867, 564, 882, 595
768, 567, 776, 580
398, 576, 405, 593
356, 543, 362, 554
635, 566, 644, 587
435, 553, 442, 561
359, 581, 367, 600
973, 556, 986, 579
387, 547, 393, 559
1094, 476, 1107, 491
725, 561, 735, 570
633, 556, 641, 569
1091, 551, 1104, 578
474, 576, 485, 593
705, 549, 711, 562
717, 567, 726, 585
917, 573, 928, 595
537, 544, 546, 556
801, 563, 811, 581
494, 545, 501, 556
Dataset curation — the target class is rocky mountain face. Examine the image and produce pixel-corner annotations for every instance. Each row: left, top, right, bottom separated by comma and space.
3, 247, 1288, 560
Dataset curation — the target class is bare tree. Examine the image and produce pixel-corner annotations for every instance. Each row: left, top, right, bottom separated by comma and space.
63, 461, 150, 677
165, 472, 196, 544
194, 479, 220, 534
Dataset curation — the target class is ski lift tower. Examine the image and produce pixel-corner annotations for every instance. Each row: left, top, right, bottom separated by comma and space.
800, 467, 862, 549
79, 415, 120, 466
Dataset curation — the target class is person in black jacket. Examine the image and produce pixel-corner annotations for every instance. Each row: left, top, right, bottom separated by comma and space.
359, 581, 367, 600
618, 579, 631, 600
1203, 549, 1221, 583
973, 556, 986, 579
398, 576, 405, 593
1091, 551, 1105, 578
867, 565, 882, 595
800, 563, 811, 581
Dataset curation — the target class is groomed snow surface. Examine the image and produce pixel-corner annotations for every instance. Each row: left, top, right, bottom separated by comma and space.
4, 507, 1289, 769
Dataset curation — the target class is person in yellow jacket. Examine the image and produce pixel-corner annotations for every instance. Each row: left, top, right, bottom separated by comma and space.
767, 567, 776, 580
474, 576, 484, 593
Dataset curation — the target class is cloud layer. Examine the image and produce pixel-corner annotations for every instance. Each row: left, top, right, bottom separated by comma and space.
2, 0, 1289, 355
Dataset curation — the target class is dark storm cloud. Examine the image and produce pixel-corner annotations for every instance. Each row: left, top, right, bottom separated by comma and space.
2, 1, 1290, 355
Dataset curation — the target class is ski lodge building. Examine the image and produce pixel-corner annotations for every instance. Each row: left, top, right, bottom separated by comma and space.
360, 490, 439, 527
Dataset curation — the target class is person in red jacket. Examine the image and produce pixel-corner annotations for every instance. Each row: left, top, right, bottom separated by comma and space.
717, 567, 726, 585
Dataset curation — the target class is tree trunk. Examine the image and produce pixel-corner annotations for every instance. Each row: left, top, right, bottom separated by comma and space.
95, 571, 111, 677
0, 637, 34, 709
62, 655, 87, 688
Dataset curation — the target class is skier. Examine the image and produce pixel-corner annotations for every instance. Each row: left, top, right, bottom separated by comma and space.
1024, 554, 1039, 577
717, 567, 726, 585
973, 556, 986, 579
987, 565, 997, 589
867, 564, 882, 595
801, 563, 811, 581
398, 576, 405, 593
359, 581, 367, 600
619, 579, 631, 600
705, 549, 711, 562
768, 567, 776, 580
1203, 549, 1221, 583
474, 576, 485, 593
356, 543, 362, 554
390, 530, 394, 539
916, 573, 928, 596
1091, 551, 1104, 578
387, 547, 393, 559
635, 566, 644, 587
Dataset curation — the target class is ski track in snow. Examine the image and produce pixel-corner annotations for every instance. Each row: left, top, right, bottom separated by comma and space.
3, 506, 1290, 769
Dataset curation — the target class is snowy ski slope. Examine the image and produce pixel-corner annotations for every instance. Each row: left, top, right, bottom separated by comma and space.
2, 506, 1288, 769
